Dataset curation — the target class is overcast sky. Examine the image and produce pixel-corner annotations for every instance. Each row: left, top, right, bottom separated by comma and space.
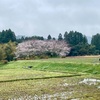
0, 0, 100, 38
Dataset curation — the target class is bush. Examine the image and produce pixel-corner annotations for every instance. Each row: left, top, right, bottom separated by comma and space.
1, 60, 8, 64
13, 57, 18, 61
45, 51, 58, 57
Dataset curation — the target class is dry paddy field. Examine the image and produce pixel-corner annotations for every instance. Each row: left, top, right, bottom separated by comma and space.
0, 56, 100, 100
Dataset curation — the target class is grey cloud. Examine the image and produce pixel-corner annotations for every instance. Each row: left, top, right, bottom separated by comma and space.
0, 0, 100, 37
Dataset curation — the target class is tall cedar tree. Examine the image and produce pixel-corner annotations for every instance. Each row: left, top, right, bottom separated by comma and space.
47, 35, 52, 40
64, 31, 87, 46
0, 29, 16, 43
91, 33, 100, 51
58, 33, 63, 40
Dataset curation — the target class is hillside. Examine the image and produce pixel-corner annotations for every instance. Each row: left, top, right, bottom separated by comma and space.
16, 40, 70, 58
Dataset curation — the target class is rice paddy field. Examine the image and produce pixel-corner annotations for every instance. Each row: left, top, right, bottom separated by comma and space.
0, 56, 100, 100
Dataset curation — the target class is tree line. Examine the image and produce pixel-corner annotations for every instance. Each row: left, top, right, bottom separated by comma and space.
47, 31, 100, 56
0, 29, 100, 62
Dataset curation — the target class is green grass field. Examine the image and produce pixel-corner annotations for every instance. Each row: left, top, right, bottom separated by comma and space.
0, 56, 100, 100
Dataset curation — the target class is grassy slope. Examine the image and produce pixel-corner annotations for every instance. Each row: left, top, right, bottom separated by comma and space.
0, 56, 100, 99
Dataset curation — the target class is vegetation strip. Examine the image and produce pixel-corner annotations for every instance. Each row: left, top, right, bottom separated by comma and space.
0, 74, 81, 83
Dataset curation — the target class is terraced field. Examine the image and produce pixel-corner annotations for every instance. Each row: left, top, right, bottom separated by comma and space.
0, 56, 100, 100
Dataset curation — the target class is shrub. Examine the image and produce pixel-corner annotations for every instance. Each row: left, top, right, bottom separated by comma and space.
1, 60, 8, 64
13, 57, 18, 61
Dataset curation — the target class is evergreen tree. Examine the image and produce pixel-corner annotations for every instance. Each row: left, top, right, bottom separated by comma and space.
64, 31, 68, 41
0, 29, 16, 43
58, 33, 63, 40
47, 35, 52, 40
91, 33, 100, 51
64, 31, 87, 46
52, 37, 56, 40
83, 35, 88, 44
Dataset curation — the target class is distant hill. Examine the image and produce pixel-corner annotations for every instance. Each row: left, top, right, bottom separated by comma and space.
16, 35, 25, 39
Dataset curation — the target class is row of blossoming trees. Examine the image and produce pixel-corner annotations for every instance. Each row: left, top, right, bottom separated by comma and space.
16, 40, 70, 59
